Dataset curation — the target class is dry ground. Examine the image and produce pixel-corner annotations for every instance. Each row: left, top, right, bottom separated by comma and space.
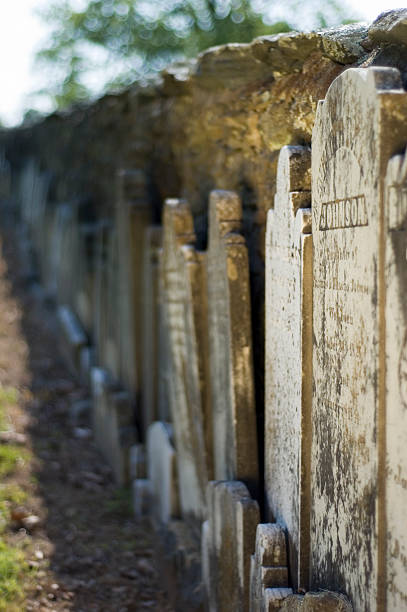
0, 209, 173, 611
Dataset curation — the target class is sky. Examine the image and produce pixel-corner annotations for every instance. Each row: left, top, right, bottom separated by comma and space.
0, 0, 406, 127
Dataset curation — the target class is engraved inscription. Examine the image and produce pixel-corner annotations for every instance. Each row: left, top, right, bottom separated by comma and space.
318, 195, 368, 231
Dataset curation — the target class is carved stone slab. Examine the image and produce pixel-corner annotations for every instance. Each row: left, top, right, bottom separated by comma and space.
162, 198, 212, 520
146, 421, 180, 524
90, 367, 134, 485
311, 66, 407, 610
207, 190, 258, 490
384, 151, 407, 609
265, 145, 312, 590
141, 226, 162, 436
116, 169, 151, 394
202, 480, 260, 612
250, 523, 291, 612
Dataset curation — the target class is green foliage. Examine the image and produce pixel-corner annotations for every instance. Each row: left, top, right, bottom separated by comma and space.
34, 0, 354, 110
0, 539, 28, 609
0, 446, 29, 479
0, 485, 28, 532
35, 0, 291, 109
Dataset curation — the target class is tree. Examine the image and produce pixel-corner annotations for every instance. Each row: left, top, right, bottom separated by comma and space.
34, 0, 351, 110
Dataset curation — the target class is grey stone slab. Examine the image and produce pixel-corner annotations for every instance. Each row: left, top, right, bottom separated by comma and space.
202, 480, 259, 612
250, 523, 291, 612
311, 66, 407, 610
162, 198, 212, 520
147, 421, 180, 524
265, 145, 312, 591
207, 190, 258, 491
141, 226, 162, 436
384, 151, 407, 609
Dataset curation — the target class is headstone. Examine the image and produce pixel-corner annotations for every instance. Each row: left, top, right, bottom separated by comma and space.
207, 190, 258, 490
141, 226, 162, 435
57, 305, 88, 375
265, 145, 312, 590
116, 169, 151, 395
90, 367, 135, 485
250, 523, 292, 612
157, 248, 172, 423
75, 221, 98, 335
311, 66, 407, 610
384, 151, 407, 609
280, 592, 353, 612
162, 198, 212, 520
146, 421, 180, 524
202, 480, 260, 612
93, 220, 113, 372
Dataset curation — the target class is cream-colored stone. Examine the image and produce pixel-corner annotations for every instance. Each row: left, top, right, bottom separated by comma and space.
207, 190, 258, 489
116, 169, 151, 394
141, 226, 162, 436
202, 480, 259, 612
384, 151, 407, 609
250, 523, 291, 612
265, 145, 312, 590
146, 421, 180, 524
90, 367, 134, 484
280, 592, 352, 612
162, 198, 212, 520
311, 66, 407, 610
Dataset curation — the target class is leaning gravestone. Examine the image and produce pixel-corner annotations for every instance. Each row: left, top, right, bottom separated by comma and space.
162, 198, 212, 520
384, 151, 407, 609
146, 421, 180, 524
116, 169, 151, 395
202, 480, 260, 612
141, 226, 162, 435
312, 66, 407, 610
207, 190, 258, 490
265, 145, 312, 591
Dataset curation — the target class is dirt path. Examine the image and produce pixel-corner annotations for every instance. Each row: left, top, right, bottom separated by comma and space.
0, 211, 173, 611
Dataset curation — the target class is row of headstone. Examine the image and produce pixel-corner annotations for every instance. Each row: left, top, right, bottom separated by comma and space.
258, 66, 407, 611
14, 163, 152, 482
11, 64, 407, 611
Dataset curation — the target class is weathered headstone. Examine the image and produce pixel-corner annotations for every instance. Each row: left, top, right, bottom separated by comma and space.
116, 169, 151, 394
57, 305, 88, 375
90, 367, 135, 485
93, 220, 113, 373
207, 190, 258, 490
202, 480, 260, 612
265, 145, 312, 590
162, 198, 212, 520
157, 247, 172, 423
384, 151, 407, 609
250, 523, 292, 612
146, 421, 180, 524
141, 226, 162, 435
312, 66, 407, 610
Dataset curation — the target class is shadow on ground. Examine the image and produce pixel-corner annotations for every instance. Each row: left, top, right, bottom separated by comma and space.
0, 203, 173, 612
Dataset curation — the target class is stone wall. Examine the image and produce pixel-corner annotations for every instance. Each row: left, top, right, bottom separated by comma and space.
4, 9, 407, 611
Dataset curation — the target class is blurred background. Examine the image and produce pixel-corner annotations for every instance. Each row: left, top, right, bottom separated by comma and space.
0, 0, 402, 127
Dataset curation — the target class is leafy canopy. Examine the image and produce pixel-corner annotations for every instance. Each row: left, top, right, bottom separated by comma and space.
34, 0, 351, 110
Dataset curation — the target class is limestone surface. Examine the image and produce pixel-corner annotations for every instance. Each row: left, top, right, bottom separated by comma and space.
207, 190, 258, 491
311, 66, 407, 610
265, 145, 312, 591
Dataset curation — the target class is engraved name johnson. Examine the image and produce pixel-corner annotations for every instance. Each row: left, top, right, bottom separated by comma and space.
319, 195, 368, 231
